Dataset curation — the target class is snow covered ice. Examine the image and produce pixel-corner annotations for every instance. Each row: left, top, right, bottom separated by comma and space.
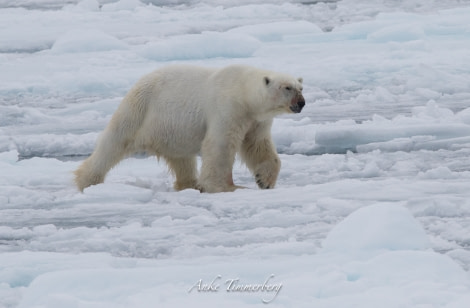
1, 0, 470, 307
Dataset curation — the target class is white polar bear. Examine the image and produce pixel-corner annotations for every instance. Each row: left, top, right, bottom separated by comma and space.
75, 64, 305, 193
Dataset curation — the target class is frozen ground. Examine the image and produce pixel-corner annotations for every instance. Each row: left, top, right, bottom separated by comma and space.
1, 0, 470, 307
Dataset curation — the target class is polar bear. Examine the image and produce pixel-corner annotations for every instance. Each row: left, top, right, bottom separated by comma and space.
75, 64, 305, 193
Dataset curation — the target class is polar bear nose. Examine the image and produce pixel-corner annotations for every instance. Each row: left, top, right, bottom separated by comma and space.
290, 102, 304, 113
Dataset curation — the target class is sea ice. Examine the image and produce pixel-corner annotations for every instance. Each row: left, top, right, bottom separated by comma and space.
1, 1, 470, 307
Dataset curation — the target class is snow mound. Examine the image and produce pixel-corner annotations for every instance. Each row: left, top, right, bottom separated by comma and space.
139, 32, 260, 61
51, 29, 128, 53
69, 0, 100, 12
274, 102, 470, 155
228, 21, 322, 42
14, 133, 98, 158
101, 0, 143, 12
322, 203, 430, 253
367, 22, 425, 43
316, 103, 470, 154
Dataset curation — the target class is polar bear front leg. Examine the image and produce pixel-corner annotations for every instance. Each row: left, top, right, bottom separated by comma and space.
198, 134, 239, 193
240, 120, 281, 189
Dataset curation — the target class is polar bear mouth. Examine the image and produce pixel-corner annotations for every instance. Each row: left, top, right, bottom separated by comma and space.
289, 100, 305, 113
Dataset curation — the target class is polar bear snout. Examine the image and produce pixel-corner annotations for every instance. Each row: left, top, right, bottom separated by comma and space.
290, 94, 305, 113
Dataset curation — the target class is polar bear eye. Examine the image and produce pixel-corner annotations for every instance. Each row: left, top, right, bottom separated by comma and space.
285, 86, 292, 91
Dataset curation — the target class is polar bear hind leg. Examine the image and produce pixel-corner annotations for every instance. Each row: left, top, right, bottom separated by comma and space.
74, 128, 130, 192
197, 132, 240, 193
165, 156, 198, 191
75, 86, 149, 192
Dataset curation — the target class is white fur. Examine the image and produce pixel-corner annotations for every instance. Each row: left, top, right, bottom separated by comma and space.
75, 64, 304, 193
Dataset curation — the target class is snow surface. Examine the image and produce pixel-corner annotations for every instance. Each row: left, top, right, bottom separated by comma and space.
1, 0, 470, 307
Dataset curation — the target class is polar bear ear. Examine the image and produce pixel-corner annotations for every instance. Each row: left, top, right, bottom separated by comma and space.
264, 76, 270, 86
298, 77, 303, 84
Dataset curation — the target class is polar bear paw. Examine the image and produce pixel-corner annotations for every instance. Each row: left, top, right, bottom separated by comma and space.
254, 159, 280, 189
173, 179, 198, 191
195, 182, 246, 193
255, 173, 274, 189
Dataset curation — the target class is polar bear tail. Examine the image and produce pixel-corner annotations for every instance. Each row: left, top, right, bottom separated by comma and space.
75, 83, 151, 192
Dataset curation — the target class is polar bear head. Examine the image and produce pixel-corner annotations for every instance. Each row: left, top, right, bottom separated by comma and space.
261, 73, 305, 117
